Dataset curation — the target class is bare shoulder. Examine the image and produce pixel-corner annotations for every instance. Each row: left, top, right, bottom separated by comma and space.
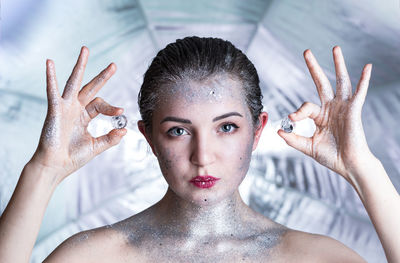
276, 229, 367, 263
43, 225, 131, 263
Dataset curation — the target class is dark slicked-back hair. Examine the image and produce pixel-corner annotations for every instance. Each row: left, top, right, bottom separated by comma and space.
138, 36, 263, 132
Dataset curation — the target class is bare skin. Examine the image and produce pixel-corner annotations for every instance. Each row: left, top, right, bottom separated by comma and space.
0, 45, 398, 263
43, 190, 364, 263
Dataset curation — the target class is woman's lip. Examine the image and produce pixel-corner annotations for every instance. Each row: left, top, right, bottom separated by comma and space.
190, 175, 220, 189
190, 175, 220, 182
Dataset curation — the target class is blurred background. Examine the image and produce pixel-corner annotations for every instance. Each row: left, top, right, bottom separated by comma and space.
1, 0, 399, 262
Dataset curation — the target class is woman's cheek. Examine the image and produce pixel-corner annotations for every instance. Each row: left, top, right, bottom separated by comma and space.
156, 146, 185, 184
153, 135, 177, 172
235, 136, 254, 174
156, 147, 175, 175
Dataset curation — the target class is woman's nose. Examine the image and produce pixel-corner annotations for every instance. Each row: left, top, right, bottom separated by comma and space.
190, 133, 216, 167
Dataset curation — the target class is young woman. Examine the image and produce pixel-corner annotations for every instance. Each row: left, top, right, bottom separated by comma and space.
0, 37, 399, 263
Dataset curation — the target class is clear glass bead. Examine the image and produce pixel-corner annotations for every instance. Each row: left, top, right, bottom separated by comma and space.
281, 116, 295, 133
111, 115, 128, 129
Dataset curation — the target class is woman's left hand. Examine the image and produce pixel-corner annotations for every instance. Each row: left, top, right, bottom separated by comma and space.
278, 46, 375, 183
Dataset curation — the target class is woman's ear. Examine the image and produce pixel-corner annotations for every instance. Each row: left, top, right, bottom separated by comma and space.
252, 112, 268, 151
137, 120, 157, 156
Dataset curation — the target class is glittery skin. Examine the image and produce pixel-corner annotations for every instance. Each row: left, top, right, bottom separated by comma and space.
159, 74, 243, 106
293, 48, 374, 179
149, 74, 257, 205
108, 74, 288, 262
65, 230, 93, 249
37, 46, 374, 262
35, 52, 126, 180
41, 117, 61, 147
111, 189, 288, 262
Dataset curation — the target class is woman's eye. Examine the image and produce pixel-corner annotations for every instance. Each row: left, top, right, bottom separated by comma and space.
220, 123, 239, 133
167, 127, 187, 137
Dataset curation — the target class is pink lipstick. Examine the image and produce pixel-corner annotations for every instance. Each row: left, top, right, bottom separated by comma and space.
190, 175, 220, 189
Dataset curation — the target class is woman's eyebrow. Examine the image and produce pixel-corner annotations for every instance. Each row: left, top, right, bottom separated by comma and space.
160, 112, 243, 124
213, 112, 243, 122
160, 116, 192, 124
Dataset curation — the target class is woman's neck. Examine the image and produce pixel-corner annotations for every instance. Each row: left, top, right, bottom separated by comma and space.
152, 187, 255, 239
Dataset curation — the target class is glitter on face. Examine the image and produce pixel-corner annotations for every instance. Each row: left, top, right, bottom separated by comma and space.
151, 83, 254, 207
160, 74, 244, 107
104, 74, 290, 262
281, 116, 295, 133
111, 114, 128, 129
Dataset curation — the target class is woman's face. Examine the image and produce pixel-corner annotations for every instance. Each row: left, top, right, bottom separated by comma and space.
139, 74, 268, 206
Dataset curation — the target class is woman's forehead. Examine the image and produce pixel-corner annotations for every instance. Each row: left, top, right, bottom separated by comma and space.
153, 75, 252, 124
161, 74, 245, 104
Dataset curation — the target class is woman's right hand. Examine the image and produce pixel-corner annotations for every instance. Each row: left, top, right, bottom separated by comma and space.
30, 46, 126, 182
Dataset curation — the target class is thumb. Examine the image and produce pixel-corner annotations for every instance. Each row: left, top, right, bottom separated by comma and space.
93, 128, 127, 155
277, 129, 312, 157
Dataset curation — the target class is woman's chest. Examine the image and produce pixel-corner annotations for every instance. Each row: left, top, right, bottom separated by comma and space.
118, 236, 284, 263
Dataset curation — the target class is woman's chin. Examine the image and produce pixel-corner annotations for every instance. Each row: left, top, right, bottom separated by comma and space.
180, 188, 233, 207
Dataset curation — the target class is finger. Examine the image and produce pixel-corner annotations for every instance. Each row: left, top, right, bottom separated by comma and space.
277, 129, 312, 157
332, 46, 352, 100
78, 63, 116, 105
93, 128, 127, 156
62, 46, 89, 99
85, 97, 123, 120
303, 49, 334, 105
352, 64, 372, 109
46, 59, 60, 108
289, 102, 320, 122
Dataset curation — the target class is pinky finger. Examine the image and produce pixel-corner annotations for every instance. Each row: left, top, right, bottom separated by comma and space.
289, 102, 321, 122
93, 128, 127, 156
278, 129, 313, 157
46, 59, 60, 106
353, 64, 372, 108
